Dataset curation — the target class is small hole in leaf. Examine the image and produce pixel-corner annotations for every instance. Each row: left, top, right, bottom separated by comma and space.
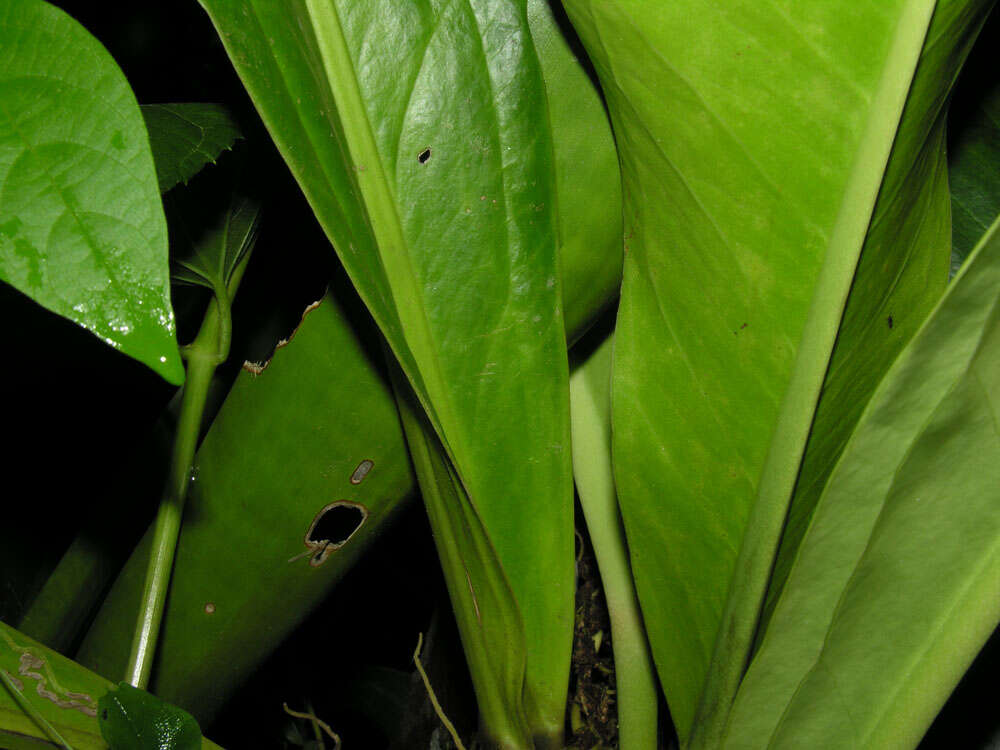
350, 459, 374, 485
418, 147, 431, 164
308, 502, 367, 547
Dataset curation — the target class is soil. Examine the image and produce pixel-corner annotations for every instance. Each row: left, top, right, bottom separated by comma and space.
565, 523, 618, 749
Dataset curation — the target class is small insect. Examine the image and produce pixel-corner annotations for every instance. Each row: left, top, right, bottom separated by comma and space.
418, 147, 431, 164
887, 315, 894, 330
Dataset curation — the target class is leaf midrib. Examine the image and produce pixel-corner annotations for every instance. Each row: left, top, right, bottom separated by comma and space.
301, 0, 459, 457
688, 2, 939, 744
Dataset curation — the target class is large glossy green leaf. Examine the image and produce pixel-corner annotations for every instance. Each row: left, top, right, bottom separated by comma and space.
0, 0, 183, 384
726, 215, 1000, 750
197, 1, 579, 742
0, 621, 220, 749
77, 288, 415, 723
947, 10, 1000, 272
562, 0, 989, 741
141, 104, 241, 194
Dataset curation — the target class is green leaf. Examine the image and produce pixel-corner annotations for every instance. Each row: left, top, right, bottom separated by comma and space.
170, 194, 260, 299
948, 11, 1000, 274
141, 104, 241, 194
98, 683, 200, 750
726, 214, 1000, 750
77, 287, 416, 725
0, 0, 183, 384
562, 0, 989, 741
527, 0, 623, 343
0, 621, 219, 749
198, 0, 589, 741
760, 0, 992, 642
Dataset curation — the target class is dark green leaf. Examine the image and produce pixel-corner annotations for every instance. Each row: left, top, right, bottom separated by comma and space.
948, 12, 1000, 274
98, 682, 200, 750
0, 0, 183, 384
78, 288, 416, 725
141, 104, 241, 194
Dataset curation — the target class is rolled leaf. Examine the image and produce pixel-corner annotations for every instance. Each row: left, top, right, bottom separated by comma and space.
568, 327, 658, 750
527, 0, 623, 343
170, 194, 260, 297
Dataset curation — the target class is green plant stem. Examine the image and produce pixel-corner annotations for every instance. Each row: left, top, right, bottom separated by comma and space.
569, 335, 658, 750
124, 299, 228, 689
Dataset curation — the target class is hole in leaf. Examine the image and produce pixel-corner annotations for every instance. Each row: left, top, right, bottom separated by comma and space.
350, 459, 374, 485
418, 147, 431, 164
294, 501, 369, 567
308, 502, 367, 548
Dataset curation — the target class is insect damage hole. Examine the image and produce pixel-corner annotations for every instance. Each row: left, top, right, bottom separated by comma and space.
304, 501, 368, 567
350, 459, 374, 484
418, 147, 432, 164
